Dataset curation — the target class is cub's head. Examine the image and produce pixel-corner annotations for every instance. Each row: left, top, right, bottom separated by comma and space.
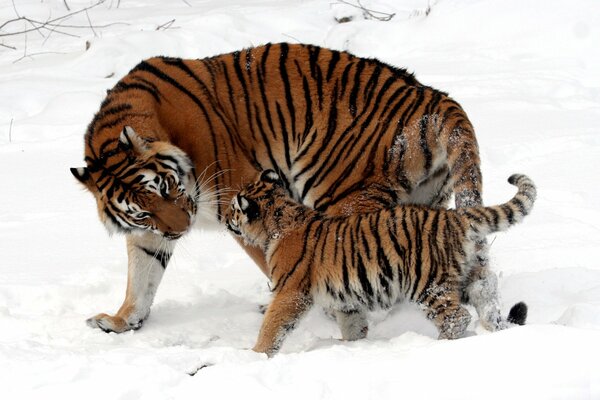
226, 169, 285, 247
71, 126, 198, 240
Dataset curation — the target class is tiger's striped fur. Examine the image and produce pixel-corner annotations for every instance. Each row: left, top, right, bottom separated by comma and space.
226, 171, 536, 356
72, 42, 495, 334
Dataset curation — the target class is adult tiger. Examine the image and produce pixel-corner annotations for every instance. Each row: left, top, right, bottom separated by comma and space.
72, 42, 501, 336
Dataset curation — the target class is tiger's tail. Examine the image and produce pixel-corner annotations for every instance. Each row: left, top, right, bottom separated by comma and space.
461, 174, 537, 237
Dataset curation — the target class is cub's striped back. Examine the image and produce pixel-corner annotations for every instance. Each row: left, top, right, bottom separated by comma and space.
226, 171, 535, 356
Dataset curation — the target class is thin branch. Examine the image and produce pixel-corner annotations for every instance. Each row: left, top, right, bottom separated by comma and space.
9, 118, 13, 143
282, 33, 301, 43
181, 0, 192, 7
0, 0, 107, 37
156, 19, 176, 31
1, 17, 127, 36
335, 0, 395, 22
42, 16, 80, 46
25, 18, 47, 39
0, 43, 17, 50
11, 0, 20, 18
85, 10, 98, 37
63, 0, 71, 11
12, 50, 68, 64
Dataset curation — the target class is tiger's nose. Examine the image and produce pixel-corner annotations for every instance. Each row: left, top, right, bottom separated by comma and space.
154, 206, 191, 237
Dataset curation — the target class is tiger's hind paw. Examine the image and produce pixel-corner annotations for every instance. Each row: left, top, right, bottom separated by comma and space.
86, 313, 143, 333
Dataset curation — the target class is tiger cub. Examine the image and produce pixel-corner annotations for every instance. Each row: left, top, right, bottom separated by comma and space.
226, 170, 535, 356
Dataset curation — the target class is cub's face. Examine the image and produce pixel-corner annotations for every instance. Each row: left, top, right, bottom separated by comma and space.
226, 170, 284, 247
71, 126, 198, 240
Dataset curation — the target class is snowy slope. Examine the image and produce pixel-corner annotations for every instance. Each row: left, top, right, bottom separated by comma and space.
1, 0, 600, 398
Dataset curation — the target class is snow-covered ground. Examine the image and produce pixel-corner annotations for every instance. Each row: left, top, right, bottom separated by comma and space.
1, 0, 599, 398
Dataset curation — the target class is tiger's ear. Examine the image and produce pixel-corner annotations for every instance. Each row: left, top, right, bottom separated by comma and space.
239, 195, 260, 221
70, 167, 95, 192
260, 169, 283, 187
119, 126, 148, 154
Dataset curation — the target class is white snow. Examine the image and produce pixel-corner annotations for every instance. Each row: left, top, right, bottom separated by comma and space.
1, 0, 600, 398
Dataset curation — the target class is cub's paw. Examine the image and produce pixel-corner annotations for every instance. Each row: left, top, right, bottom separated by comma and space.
86, 313, 143, 333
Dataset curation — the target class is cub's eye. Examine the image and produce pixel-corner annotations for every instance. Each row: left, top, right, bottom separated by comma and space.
133, 211, 151, 220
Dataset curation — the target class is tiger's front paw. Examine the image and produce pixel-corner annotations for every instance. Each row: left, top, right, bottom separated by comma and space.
86, 313, 143, 333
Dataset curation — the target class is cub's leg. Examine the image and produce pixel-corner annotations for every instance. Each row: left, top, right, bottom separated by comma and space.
435, 305, 471, 340
418, 285, 471, 340
87, 232, 175, 333
335, 309, 369, 341
253, 290, 313, 357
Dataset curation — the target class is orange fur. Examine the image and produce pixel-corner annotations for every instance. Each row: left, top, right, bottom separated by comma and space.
227, 172, 536, 356
73, 43, 489, 333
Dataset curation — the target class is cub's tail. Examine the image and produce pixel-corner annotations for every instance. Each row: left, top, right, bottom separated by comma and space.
461, 174, 537, 236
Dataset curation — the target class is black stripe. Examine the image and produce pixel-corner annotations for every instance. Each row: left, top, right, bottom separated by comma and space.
138, 246, 172, 269
348, 59, 366, 117
409, 209, 425, 301
260, 42, 272, 82
300, 75, 314, 144
512, 197, 527, 216
113, 81, 161, 103
418, 115, 433, 173
340, 222, 351, 293
502, 204, 515, 225
252, 103, 289, 190
231, 50, 256, 141
340, 62, 354, 98
279, 43, 297, 145
219, 60, 239, 127
326, 50, 340, 81
400, 211, 413, 295
276, 102, 292, 170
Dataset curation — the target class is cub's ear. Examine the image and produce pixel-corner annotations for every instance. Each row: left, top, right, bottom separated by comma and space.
259, 169, 283, 186
119, 126, 148, 153
70, 167, 95, 192
238, 195, 259, 221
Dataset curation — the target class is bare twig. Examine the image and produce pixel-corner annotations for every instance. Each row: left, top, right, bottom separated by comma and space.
63, 0, 71, 11
181, 0, 192, 7
335, 0, 395, 22
11, 0, 20, 18
282, 33, 301, 43
156, 19, 176, 31
0, 0, 108, 37
1, 17, 127, 37
13, 50, 68, 64
42, 16, 81, 46
9, 118, 13, 143
0, 43, 17, 50
25, 18, 47, 39
85, 10, 98, 37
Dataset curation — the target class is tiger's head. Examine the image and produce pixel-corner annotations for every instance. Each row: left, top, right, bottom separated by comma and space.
226, 169, 286, 248
71, 126, 198, 240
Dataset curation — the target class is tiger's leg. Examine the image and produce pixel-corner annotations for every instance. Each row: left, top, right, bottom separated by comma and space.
335, 309, 369, 341
442, 122, 506, 331
87, 232, 174, 333
464, 261, 507, 331
418, 286, 471, 340
253, 290, 313, 357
